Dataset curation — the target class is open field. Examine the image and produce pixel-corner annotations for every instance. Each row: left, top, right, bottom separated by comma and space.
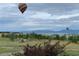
0, 37, 79, 56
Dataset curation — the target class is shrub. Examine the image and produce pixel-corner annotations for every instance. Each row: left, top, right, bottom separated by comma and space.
68, 36, 78, 43
13, 40, 70, 56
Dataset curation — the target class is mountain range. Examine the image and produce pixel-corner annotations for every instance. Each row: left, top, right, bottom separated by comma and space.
27, 29, 79, 34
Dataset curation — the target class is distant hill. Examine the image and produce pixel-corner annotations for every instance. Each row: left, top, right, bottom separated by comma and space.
1, 29, 79, 35
26, 29, 79, 34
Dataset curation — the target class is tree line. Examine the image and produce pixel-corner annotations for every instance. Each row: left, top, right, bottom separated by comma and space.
1, 32, 79, 43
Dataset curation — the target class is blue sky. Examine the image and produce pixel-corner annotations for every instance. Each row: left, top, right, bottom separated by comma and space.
0, 3, 79, 31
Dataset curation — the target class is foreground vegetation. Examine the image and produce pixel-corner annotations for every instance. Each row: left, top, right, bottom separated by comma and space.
13, 40, 70, 56
0, 32, 79, 56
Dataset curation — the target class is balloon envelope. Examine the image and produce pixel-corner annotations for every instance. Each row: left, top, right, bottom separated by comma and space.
18, 3, 27, 13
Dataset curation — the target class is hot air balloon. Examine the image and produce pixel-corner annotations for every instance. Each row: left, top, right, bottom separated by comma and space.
66, 27, 69, 31
18, 3, 27, 13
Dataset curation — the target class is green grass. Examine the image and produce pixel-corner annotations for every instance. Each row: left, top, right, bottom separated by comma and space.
64, 51, 79, 56
0, 37, 21, 55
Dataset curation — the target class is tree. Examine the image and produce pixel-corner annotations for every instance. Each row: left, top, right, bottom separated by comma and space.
1, 33, 5, 37
68, 35, 78, 43
55, 34, 60, 40
60, 35, 66, 40
9, 33, 16, 41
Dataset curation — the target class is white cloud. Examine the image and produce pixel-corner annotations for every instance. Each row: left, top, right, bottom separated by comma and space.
72, 20, 79, 22
30, 11, 79, 20
22, 21, 39, 26
31, 12, 51, 19
54, 13, 79, 19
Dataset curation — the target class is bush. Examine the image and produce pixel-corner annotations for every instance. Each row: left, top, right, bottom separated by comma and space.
13, 40, 70, 56
9, 33, 16, 41
68, 36, 78, 43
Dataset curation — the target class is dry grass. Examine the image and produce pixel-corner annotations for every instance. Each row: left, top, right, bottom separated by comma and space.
0, 37, 79, 56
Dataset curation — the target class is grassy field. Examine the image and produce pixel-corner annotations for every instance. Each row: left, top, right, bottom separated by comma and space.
0, 37, 79, 56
